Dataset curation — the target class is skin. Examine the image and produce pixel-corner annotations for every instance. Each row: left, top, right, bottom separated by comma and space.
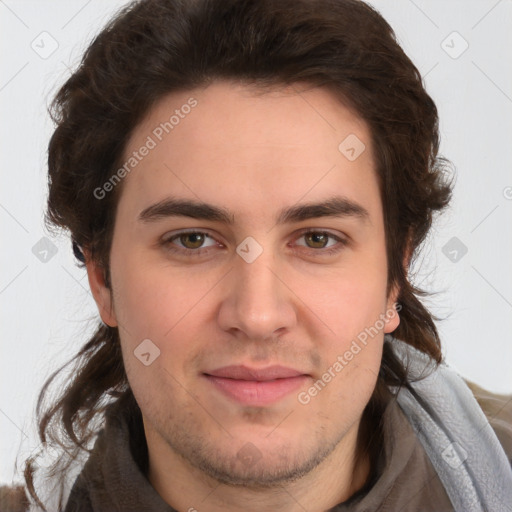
87, 81, 401, 511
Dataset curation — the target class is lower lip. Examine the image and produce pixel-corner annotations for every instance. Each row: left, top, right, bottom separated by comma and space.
204, 375, 310, 406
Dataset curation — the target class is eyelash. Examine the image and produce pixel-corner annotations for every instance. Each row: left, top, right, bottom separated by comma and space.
160, 228, 349, 258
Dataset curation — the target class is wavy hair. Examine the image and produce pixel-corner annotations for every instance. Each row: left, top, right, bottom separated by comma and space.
25, 0, 453, 508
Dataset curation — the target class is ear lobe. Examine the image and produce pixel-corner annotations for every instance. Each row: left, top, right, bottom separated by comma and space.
384, 284, 401, 334
84, 252, 118, 327
384, 241, 411, 335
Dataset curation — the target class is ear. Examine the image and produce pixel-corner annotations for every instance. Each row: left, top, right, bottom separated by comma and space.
84, 251, 118, 327
384, 282, 401, 334
384, 239, 412, 334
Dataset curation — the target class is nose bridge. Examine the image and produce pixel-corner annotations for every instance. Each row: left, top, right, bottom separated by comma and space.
218, 243, 297, 339
238, 250, 279, 305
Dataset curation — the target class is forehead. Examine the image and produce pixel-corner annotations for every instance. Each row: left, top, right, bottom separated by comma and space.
116, 81, 380, 225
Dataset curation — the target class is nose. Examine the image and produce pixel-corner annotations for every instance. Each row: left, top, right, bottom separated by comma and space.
217, 246, 298, 341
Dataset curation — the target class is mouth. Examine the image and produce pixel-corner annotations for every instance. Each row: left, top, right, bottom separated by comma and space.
203, 365, 311, 406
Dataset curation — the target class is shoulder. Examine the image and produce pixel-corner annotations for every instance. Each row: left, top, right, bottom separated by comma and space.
464, 378, 512, 464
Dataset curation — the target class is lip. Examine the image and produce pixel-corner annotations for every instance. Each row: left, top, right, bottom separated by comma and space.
206, 365, 305, 381
203, 365, 310, 406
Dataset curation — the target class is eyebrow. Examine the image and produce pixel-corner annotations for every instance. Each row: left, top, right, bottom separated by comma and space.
138, 196, 371, 225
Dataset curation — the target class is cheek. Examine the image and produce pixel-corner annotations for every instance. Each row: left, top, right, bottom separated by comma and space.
308, 259, 388, 340
304, 251, 388, 395
115, 269, 199, 412
110, 261, 214, 375
111, 258, 203, 339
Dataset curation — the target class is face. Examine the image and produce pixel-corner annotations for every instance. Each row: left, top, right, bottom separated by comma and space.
88, 80, 400, 488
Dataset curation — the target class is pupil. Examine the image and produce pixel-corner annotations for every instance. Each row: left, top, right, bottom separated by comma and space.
308, 233, 327, 248
182, 233, 204, 248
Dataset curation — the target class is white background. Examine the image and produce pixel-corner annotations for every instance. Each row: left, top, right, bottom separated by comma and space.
1, 0, 511, 486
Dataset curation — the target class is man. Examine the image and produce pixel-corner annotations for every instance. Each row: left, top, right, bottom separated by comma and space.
22, 0, 512, 511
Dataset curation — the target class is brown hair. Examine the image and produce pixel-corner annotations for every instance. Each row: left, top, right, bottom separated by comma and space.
25, 0, 452, 507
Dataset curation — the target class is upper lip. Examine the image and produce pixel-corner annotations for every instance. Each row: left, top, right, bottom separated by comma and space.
205, 365, 306, 381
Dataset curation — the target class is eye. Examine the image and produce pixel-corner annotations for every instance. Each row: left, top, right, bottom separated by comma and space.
296, 232, 336, 249
162, 230, 219, 255
160, 229, 348, 258
293, 230, 348, 255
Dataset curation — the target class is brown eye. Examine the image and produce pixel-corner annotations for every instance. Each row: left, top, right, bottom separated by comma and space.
178, 232, 206, 249
304, 232, 329, 249
293, 230, 348, 256
162, 231, 218, 255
